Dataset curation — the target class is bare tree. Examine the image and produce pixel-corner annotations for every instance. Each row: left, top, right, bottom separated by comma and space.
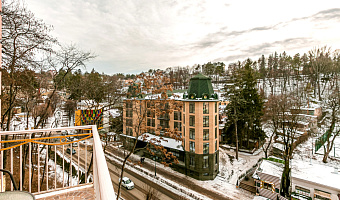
321, 80, 340, 163
262, 95, 281, 159
1, 0, 56, 131
266, 93, 302, 198
144, 185, 160, 200
307, 46, 333, 101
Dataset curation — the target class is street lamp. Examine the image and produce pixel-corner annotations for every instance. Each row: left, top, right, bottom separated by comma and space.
153, 156, 157, 177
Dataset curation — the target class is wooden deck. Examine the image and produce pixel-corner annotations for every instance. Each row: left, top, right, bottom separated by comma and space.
35, 184, 95, 200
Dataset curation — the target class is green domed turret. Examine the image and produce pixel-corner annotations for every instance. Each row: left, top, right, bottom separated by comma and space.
187, 73, 215, 99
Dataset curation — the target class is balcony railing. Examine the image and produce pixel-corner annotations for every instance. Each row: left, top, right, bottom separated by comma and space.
0, 125, 115, 200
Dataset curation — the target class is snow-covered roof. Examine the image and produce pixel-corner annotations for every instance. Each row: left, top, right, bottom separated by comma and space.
108, 109, 120, 118
138, 133, 184, 151
253, 196, 271, 200
272, 143, 284, 151
257, 159, 340, 190
291, 159, 340, 190
257, 159, 283, 178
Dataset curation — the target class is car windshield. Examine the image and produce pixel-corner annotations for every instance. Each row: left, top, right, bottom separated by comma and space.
124, 179, 131, 184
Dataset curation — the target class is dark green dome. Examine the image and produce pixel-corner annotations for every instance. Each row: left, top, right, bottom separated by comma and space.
187, 73, 214, 99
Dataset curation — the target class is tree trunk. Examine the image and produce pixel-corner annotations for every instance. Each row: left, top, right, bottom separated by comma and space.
234, 107, 239, 160
280, 159, 291, 197
322, 145, 330, 163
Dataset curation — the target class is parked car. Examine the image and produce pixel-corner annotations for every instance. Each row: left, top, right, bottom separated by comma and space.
72, 142, 78, 147
119, 177, 134, 190
66, 148, 76, 155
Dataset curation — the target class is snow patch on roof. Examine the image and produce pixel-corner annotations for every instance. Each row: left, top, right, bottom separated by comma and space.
138, 133, 184, 151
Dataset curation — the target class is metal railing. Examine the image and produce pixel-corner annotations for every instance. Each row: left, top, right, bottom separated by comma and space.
0, 125, 115, 200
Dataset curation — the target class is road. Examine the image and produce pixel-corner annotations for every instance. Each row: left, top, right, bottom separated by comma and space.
61, 144, 184, 200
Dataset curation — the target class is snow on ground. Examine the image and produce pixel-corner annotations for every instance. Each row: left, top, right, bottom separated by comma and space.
40, 148, 81, 187
316, 134, 340, 158
293, 132, 340, 167
10, 107, 63, 131
219, 146, 263, 185
109, 145, 257, 200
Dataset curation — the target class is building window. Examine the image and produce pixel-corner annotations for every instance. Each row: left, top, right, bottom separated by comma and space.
203, 143, 209, 154
215, 128, 217, 139
189, 141, 195, 152
262, 182, 272, 190
189, 156, 195, 167
183, 114, 185, 124
126, 109, 133, 118
215, 153, 218, 164
126, 127, 133, 136
215, 141, 217, 151
147, 118, 151, 126
183, 128, 185, 137
215, 102, 217, 113
126, 119, 133, 127
183, 103, 185, 112
174, 111, 181, 120
215, 115, 217, 126
314, 191, 331, 200
203, 129, 209, 140
174, 121, 182, 131
189, 103, 195, 113
295, 186, 311, 197
189, 128, 195, 139
203, 116, 209, 127
160, 120, 169, 129
189, 116, 195, 126
203, 102, 209, 114
203, 156, 209, 168
126, 101, 132, 108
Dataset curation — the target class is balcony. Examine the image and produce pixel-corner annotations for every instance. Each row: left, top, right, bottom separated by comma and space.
0, 125, 115, 200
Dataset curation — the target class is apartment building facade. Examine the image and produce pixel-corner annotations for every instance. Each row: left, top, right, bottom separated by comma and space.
123, 73, 219, 180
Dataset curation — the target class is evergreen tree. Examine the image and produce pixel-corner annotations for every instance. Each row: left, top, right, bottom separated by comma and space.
223, 59, 265, 159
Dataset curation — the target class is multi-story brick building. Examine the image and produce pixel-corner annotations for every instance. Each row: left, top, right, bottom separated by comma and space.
123, 73, 220, 180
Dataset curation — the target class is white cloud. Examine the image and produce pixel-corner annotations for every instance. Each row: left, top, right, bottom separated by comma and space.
25, 0, 340, 74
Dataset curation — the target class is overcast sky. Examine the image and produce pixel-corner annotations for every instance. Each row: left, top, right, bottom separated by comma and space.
25, 0, 340, 75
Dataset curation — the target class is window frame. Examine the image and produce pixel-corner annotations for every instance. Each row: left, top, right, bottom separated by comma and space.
189, 103, 195, 113
189, 156, 195, 167
203, 116, 209, 127
203, 156, 209, 168
189, 128, 195, 139
189, 115, 195, 126
203, 102, 209, 114
189, 141, 195, 152
203, 129, 209, 140
203, 142, 209, 154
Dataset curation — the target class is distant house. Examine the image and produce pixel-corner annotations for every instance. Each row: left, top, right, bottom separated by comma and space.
75, 101, 110, 131
290, 103, 323, 120
253, 159, 340, 200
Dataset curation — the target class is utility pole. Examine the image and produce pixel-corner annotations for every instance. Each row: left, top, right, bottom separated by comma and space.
153, 156, 157, 177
